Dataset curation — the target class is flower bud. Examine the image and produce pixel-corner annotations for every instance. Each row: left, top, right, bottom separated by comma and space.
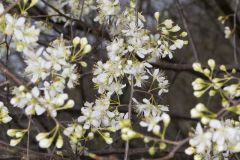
143, 137, 150, 143
220, 65, 226, 71
190, 108, 200, 118
192, 63, 202, 72
154, 12, 160, 22
159, 143, 166, 150
195, 103, 207, 112
209, 90, 216, 96
201, 117, 210, 124
2, 116, 12, 123
36, 132, 49, 141
56, 135, 63, 149
148, 146, 156, 155
193, 90, 205, 97
10, 139, 21, 146
39, 138, 52, 148
80, 37, 88, 47
19, 85, 25, 91
162, 113, 170, 126
80, 61, 87, 67
194, 154, 202, 160
64, 100, 74, 109
163, 19, 173, 29
7, 129, 17, 137
185, 147, 195, 155
29, 0, 38, 8
16, 132, 24, 138
203, 68, 210, 77
208, 59, 216, 70
180, 31, 188, 37
232, 68, 237, 74
83, 45, 91, 54
105, 137, 113, 144
174, 39, 184, 49
88, 132, 94, 139
73, 37, 81, 46
170, 25, 180, 32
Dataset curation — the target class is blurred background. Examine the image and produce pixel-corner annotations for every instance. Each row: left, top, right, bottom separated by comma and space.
0, 0, 239, 159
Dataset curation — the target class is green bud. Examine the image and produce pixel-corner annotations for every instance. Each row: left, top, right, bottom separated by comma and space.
154, 12, 160, 22
159, 143, 166, 150
220, 65, 226, 72
209, 90, 216, 96
192, 63, 202, 72
10, 138, 22, 146
148, 146, 156, 155
208, 59, 216, 70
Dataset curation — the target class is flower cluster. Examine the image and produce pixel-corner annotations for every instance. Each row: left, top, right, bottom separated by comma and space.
133, 98, 169, 134
0, 3, 40, 52
188, 59, 240, 159
186, 119, 240, 160
63, 123, 87, 153
192, 59, 238, 107
94, 0, 120, 23
0, 0, 190, 157
11, 36, 91, 118
88, 0, 186, 154
78, 97, 127, 130
190, 103, 216, 124
11, 85, 74, 117
7, 128, 28, 146
36, 124, 63, 148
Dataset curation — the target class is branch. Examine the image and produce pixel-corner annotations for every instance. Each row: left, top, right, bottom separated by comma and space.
0, 140, 67, 160
233, 0, 239, 64
0, 60, 24, 85
0, 0, 21, 17
124, 76, 134, 160
93, 147, 185, 156
158, 138, 190, 160
176, 0, 199, 61
150, 61, 240, 72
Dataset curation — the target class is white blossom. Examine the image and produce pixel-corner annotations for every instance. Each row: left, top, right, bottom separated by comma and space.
0, 102, 12, 124
189, 123, 212, 154
140, 116, 162, 134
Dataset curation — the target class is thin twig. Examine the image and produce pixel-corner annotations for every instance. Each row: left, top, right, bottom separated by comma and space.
0, 139, 67, 160
27, 116, 32, 160
124, 1, 140, 159
176, 0, 200, 62
151, 61, 240, 72
158, 138, 190, 160
233, 0, 239, 64
0, 60, 24, 85
93, 147, 185, 156
79, 0, 85, 20
124, 76, 134, 160
5, 35, 11, 106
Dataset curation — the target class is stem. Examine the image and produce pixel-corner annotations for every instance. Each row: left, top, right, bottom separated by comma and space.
27, 116, 32, 160
124, 75, 134, 160
233, 0, 239, 64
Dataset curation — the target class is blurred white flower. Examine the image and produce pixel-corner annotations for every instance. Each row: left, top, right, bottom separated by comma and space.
0, 102, 12, 124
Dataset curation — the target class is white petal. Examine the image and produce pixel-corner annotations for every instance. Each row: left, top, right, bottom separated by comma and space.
35, 105, 46, 115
